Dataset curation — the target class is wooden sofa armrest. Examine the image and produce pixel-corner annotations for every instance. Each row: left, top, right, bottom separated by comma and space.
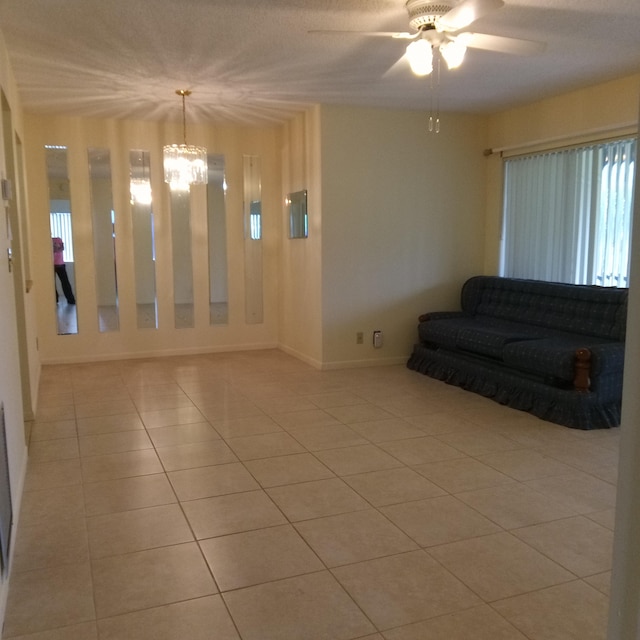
574, 348, 591, 392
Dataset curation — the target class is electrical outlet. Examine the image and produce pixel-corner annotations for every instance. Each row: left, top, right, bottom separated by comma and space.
356, 332, 363, 344
373, 330, 383, 348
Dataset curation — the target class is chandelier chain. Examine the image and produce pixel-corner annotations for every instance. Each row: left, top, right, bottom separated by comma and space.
176, 89, 191, 145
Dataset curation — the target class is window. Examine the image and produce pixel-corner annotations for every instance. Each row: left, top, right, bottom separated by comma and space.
500, 137, 636, 287
249, 200, 262, 240
50, 211, 74, 262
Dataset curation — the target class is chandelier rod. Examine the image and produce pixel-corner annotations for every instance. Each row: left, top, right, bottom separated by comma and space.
176, 89, 191, 145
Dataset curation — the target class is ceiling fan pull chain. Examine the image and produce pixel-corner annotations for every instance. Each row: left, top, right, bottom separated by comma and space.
428, 64, 435, 133
434, 54, 441, 133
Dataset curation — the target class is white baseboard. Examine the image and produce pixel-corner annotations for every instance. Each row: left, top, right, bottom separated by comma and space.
319, 355, 408, 370
39, 342, 280, 365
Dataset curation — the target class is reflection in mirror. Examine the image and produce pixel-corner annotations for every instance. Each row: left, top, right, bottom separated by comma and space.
243, 155, 263, 324
207, 155, 228, 325
129, 150, 157, 329
171, 188, 194, 328
46, 145, 78, 335
287, 190, 308, 239
88, 148, 119, 332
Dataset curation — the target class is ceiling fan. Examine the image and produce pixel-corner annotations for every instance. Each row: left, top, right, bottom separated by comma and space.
313, 0, 545, 77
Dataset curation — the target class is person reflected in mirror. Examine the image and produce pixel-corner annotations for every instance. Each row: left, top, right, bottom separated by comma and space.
52, 236, 76, 304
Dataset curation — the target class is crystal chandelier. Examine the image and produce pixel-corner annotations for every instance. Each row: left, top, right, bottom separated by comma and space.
163, 89, 208, 190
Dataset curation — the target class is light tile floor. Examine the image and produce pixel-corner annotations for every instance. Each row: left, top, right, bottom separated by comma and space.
4, 350, 619, 639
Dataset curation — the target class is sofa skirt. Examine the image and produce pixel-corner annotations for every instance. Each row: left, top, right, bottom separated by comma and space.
407, 344, 620, 430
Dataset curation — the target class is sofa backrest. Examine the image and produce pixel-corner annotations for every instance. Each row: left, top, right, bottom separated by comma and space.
460, 276, 628, 341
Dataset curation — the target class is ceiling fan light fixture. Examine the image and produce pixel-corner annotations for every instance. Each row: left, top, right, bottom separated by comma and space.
406, 38, 433, 76
163, 89, 208, 190
440, 38, 467, 69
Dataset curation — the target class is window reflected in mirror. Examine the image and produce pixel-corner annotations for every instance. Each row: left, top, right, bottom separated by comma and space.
207, 154, 228, 325
88, 148, 119, 332
46, 145, 78, 335
129, 150, 157, 329
287, 190, 308, 239
243, 155, 263, 324
170, 188, 194, 329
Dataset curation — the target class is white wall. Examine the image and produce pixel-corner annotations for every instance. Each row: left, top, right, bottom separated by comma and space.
319, 105, 488, 368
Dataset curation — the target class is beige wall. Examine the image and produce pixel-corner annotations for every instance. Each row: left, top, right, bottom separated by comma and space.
319, 105, 488, 367
32, 76, 640, 369
24, 115, 283, 363
0, 30, 31, 625
484, 74, 640, 274
279, 107, 324, 367
1, 30, 639, 638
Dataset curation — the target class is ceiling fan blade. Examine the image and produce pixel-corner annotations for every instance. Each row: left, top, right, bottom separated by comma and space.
437, 0, 504, 32
308, 30, 415, 39
464, 32, 546, 55
382, 53, 411, 78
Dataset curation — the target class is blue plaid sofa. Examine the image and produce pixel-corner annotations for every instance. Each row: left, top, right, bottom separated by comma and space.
407, 276, 628, 429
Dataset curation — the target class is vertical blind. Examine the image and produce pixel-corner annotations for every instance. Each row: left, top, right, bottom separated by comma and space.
50, 212, 74, 262
501, 137, 635, 287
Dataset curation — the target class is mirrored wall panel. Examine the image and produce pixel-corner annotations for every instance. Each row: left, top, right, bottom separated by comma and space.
243, 155, 263, 324
88, 148, 119, 332
46, 145, 78, 335
129, 150, 157, 329
288, 189, 308, 239
207, 154, 228, 325
171, 188, 194, 329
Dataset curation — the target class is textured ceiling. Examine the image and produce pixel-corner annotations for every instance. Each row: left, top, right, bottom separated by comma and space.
1, 0, 639, 126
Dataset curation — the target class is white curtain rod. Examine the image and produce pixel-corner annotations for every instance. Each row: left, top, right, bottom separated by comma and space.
483, 120, 638, 157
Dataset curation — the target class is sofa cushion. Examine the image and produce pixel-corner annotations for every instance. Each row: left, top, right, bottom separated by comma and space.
455, 319, 544, 359
421, 316, 546, 360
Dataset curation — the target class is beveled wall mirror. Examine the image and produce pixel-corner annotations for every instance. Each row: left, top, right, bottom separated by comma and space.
243, 155, 263, 324
287, 189, 308, 239
170, 188, 194, 329
46, 145, 78, 335
129, 149, 158, 329
207, 154, 228, 325
88, 148, 119, 332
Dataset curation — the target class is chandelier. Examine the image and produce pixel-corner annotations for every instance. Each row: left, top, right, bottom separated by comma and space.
163, 89, 208, 190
